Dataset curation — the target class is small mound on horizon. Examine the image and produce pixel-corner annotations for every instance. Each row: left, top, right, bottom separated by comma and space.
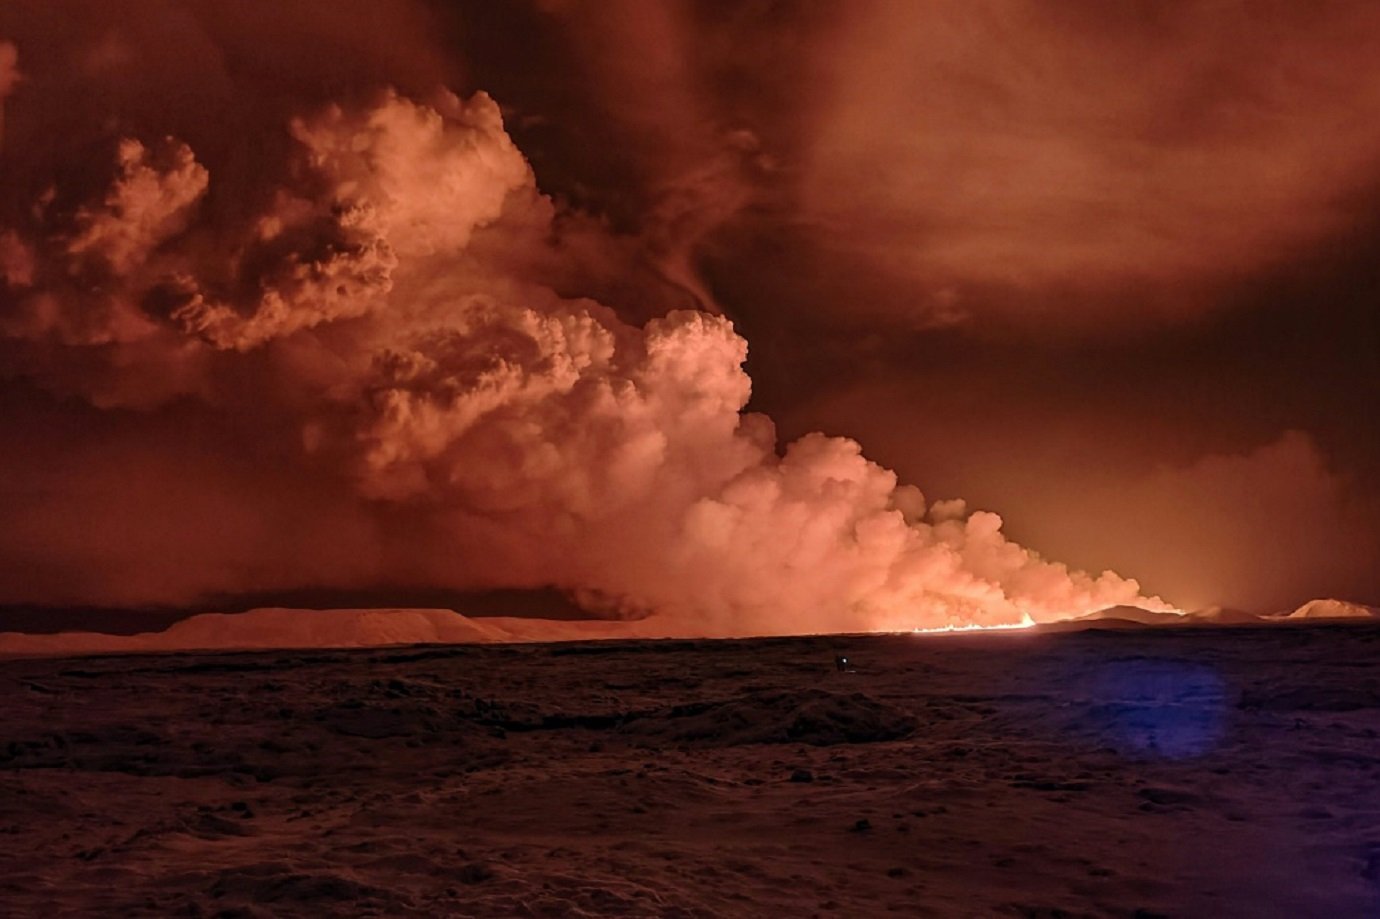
1185, 606, 1263, 624
1056, 600, 1380, 629
1062, 605, 1190, 628
619, 688, 917, 747
1285, 598, 1380, 620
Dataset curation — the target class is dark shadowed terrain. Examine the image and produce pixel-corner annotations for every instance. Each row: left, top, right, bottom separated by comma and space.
3, 625, 1379, 917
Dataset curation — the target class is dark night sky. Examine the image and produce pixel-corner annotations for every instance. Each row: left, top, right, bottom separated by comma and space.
1, 1, 1377, 625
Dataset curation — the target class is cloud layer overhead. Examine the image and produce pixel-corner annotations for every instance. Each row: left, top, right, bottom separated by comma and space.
0, 4, 1175, 633
2, 1, 1377, 626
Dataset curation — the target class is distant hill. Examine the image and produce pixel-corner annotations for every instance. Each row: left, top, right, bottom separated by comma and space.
1285, 598, 1380, 620
0, 608, 516, 657
1185, 606, 1263, 624
0, 587, 588, 636
1045, 604, 1266, 631
0, 607, 676, 658
1076, 606, 1190, 626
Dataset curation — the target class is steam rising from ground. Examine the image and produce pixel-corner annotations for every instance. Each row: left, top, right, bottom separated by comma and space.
0, 42, 1166, 633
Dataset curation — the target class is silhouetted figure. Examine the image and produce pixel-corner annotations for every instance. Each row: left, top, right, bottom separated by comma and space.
835, 654, 850, 672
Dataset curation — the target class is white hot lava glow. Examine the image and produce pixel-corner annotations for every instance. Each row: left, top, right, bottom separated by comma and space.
910, 612, 1039, 635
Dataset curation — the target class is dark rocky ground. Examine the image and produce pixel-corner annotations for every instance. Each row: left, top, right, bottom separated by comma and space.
2, 624, 1379, 916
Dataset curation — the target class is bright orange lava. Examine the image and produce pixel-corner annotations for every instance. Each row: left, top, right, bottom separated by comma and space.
909, 612, 1038, 635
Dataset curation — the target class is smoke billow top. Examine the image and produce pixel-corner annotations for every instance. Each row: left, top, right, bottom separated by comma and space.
0, 32, 1168, 634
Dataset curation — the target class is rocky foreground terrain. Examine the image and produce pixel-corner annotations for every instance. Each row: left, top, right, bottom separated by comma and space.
2, 624, 1379, 916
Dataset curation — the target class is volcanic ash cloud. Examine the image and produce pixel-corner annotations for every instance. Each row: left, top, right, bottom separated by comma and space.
0, 79, 1168, 633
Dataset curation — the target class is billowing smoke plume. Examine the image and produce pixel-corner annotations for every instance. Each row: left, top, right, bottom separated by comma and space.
0, 32, 1167, 633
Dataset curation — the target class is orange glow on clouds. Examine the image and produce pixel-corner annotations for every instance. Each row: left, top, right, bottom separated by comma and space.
0, 70, 1169, 633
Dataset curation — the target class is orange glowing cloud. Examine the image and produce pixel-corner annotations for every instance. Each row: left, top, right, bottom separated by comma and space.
0, 60, 1167, 631
799, 1, 1380, 324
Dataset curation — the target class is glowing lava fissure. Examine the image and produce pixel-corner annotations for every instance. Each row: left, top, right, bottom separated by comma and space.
910, 613, 1038, 635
